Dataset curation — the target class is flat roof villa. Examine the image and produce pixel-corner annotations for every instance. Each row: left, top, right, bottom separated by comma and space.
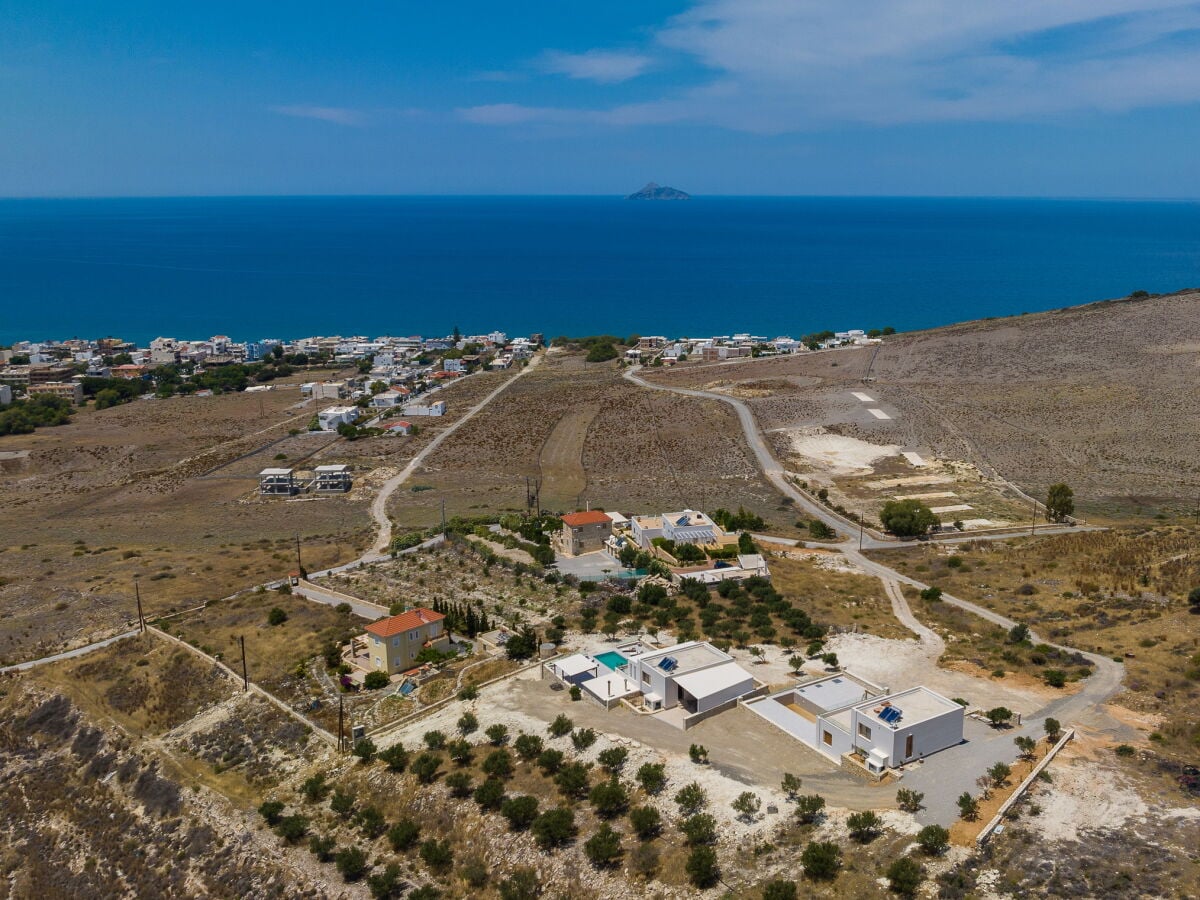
544, 639, 762, 719
628, 509, 739, 550
745, 673, 964, 773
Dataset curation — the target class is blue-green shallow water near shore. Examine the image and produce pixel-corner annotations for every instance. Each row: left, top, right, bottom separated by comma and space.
1, 196, 1198, 344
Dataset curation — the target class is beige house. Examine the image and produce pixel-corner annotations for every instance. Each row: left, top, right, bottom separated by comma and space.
555, 511, 613, 556
361, 608, 450, 674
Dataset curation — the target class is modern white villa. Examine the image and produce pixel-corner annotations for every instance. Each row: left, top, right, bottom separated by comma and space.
630, 510, 732, 549
546, 639, 764, 723
745, 672, 965, 773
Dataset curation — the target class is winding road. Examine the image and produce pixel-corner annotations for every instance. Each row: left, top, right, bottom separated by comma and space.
622, 364, 1131, 771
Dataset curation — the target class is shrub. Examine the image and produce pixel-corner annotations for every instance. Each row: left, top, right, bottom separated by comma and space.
474, 777, 506, 810
356, 805, 387, 838
457, 712, 479, 735
407, 887, 440, 900
636, 762, 666, 794
919, 586, 942, 602
258, 800, 285, 826
445, 771, 473, 798
794, 794, 826, 824
571, 727, 597, 751
531, 807, 576, 850
597, 746, 628, 773
732, 791, 761, 822
1043, 669, 1068, 688
686, 845, 720, 888
886, 856, 923, 895
569, 685, 582, 701
985, 707, 1014, 727
458, 684, 479, 701
411, 752, 441, 783
330, 788, 356, 819
1115, 744, 1136, 757
423, 730, 446, 750
482, 748, 514, 779
762, 881, 798, 900
387, 819, 421, 852
801, 841, 841, 880
956, 792, 979, 820
301, 773, 330, 803
308, 834, 336, 862
880, 499, 937, 537
847, 810, 882, 842
988, 762, 1012, 787
554, 762, 591, 799
896, 788, 924, 812
366, 862, 405, 900
536, 748, 564, 774
548, 714, 573, 737
276, 814, 309, 843
352, 738, 377, 763
267, 607, 288, 626
1044, 717, 1062, 741
674, 782, 707, 815
916, 824, 950, 855
681, 813, 717, 845
583, 823, 623, 868
514, 733, 544, 760
688, 743, 709, 764
498, 868, 541, 900
460, 857, 489, 888
335, 845, 369, 882
420, 838, 454, 873
378, 744, 409, 772
589, 779, 629, 818
628, 805, 661, 840
485, 723, 509, 745
501, 795, 540, 831
781, 773, 802, 799
363, 671, 390, 690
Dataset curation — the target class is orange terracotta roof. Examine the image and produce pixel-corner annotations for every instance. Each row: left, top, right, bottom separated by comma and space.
366, 607, 445, 637
561, 510, 612, 527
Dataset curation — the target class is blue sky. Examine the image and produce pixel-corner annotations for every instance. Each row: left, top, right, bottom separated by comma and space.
4, 0, 1200, 196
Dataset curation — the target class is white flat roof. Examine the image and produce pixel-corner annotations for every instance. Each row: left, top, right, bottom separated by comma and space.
553, 654, 599, 678
673, 661, 754, 699
855, 686, 962, 728
794, 674, 876, 712
582, 672, 639, 700
259, 467, 293, 476
315, 464, 350, 473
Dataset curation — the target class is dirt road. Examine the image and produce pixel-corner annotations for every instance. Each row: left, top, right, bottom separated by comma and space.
364, 352, 544, 559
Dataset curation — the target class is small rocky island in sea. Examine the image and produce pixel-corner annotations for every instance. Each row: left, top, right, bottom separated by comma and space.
625, 182, 690, 200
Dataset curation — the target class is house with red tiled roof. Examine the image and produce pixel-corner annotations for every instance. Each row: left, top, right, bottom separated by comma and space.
360, 607, 449, 674
383, 420, 413, 436
554, 510, 613, 557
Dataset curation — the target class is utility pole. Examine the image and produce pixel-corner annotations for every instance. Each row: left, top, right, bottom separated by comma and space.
294, 533, 303, 577
441, 498, 447, 537
134, 577, 144, 633
858, 515, 864, 551
239, 635, 248, 691
338, 696, 345, 752
1031, 498, 1038, 536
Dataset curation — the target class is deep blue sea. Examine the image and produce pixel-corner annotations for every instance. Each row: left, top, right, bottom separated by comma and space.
1, 196, 1198, 345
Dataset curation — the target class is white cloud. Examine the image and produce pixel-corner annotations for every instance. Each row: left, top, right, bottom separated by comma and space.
463, 1, 1200, 131
269, 105, 366, 126
651, 0, 1200, 128
540, 49, 653, 83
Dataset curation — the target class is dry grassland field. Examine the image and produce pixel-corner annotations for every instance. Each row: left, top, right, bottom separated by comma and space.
388, 349, 789, 532
870, 526, 1200, 762
645, 291, 1200, 521
0, 367, 521, 665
